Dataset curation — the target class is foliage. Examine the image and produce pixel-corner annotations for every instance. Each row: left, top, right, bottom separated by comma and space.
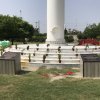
58, 46, 61, 53
58, 54, 61, 63
65, 35, 74, 43
36, 67, 78, 75
64, 28, 68, 35
0, 15, 35, 44
78, 23, 100, 40
32, 33, 46, 43
64, 28, 80, 42
43, 55, 46, 63
84, 23, 98, 39
77, 33, 87, 39
28, 53, 31, 62
64, 28, 81, 35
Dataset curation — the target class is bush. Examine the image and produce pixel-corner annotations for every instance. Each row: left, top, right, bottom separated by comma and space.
65, 36, 74, 43
32, 35, 46, 42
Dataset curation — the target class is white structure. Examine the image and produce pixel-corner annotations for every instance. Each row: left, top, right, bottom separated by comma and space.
46, 0, 66, 45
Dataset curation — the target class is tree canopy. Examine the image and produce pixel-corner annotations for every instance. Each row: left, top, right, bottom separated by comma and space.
0, 15, 35, 44
77, 23, 100, 40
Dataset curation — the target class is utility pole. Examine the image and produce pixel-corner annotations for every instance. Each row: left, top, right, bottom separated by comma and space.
20, 10, 22, 19
38, 20, 40, 33
35, 20, 40, 33
35, 21, 38, 29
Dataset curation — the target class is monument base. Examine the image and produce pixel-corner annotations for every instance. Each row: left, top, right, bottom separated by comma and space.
46, 39, 67, 46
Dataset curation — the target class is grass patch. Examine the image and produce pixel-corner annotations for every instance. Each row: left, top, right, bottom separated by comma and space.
36, 66, 79, 75
0, 68, 99, 100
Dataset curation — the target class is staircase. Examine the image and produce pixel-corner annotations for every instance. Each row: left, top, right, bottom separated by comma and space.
5, 44, 100, 67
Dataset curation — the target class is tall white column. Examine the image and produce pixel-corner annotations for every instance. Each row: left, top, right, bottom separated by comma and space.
46, 0, 65, 45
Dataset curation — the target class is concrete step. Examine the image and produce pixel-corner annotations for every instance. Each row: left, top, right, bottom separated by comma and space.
30, 62, 80, 64
21, 54, 79, 58
21, 57, 80, 65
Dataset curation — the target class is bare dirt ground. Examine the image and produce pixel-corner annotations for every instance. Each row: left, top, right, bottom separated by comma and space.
22, 66, 39, 72
49, 72, 82, 82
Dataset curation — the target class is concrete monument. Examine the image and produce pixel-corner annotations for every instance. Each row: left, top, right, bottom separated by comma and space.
46, 0, 65, 45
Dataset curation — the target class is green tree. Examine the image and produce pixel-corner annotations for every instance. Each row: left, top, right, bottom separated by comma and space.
84, 23, 99, 39
65, 35, 74, 43
0, 15, 35, 44
64, 28, 68, 35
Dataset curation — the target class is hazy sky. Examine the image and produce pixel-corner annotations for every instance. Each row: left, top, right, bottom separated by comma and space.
0, 0, 100, 33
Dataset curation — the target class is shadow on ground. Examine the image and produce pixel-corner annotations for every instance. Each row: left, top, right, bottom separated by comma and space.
18, 70, 31, 75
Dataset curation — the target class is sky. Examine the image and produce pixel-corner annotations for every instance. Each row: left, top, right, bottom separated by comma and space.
0, 0, 100, 33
